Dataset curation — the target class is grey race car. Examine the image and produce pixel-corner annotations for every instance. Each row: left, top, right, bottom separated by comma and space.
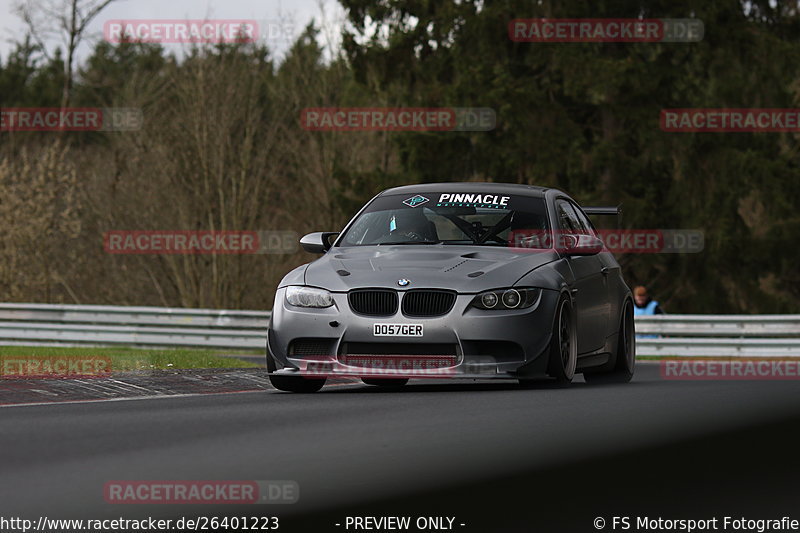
267, 182, 635, 392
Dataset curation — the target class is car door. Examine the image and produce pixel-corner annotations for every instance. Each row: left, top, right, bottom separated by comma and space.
570, 201, 614, 343
555, 199, 607, 354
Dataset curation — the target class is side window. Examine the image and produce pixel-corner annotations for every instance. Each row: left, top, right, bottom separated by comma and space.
569, 202, 596, 236
555, 200, 581, 232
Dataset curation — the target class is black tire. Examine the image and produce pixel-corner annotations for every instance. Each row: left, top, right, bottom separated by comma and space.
548, 295, 577, 384
269, 374, 326, 393
266, 325, 278, 372
362, 378, 409, 387
520, 295, 576, 388
584, 300, 635, 384
266, 339, 326, 392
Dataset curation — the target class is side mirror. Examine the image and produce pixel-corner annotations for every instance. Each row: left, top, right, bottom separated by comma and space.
561, 234, 603, 256
300, 232, 339, 254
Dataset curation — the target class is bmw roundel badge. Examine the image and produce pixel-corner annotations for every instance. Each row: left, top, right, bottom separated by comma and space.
397, 279, 411, 287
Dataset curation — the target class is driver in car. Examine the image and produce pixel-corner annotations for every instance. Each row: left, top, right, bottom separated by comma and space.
386, 209, 438, 242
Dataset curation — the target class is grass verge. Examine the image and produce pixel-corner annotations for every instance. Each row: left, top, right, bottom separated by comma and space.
0, 345, 261, 373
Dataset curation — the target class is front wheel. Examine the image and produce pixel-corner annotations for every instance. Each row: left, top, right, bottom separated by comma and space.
266, 341, 325, 392
584, 300, 635, 384
362, 378, 409, 387
269, 374, 326, 393
545, 296, 577, 385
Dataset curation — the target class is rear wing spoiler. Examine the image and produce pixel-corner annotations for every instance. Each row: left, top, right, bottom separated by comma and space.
583, 206, 622, 216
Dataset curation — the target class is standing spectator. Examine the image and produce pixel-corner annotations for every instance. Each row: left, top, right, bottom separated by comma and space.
633, 286, 664, 316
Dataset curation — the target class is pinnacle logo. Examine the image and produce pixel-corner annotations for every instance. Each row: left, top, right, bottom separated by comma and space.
402, 195, 429, 208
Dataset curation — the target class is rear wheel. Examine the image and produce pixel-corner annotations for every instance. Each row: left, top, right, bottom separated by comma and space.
269, 374, 326, 393
584, 300, 635, 384
362, 378, 409, 387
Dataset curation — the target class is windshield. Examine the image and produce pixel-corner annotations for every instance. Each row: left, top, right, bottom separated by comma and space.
338, 192, 550, 247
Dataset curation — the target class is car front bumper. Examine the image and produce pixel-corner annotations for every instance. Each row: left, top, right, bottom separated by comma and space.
268, 287, 561, 380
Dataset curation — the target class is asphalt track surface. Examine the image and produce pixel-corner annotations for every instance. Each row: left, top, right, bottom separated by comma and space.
2, 363, 800, 532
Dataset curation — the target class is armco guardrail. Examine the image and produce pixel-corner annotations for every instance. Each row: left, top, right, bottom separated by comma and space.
0, 304, 796, 356
635, 315, 800, 357
0, 303, 270, 350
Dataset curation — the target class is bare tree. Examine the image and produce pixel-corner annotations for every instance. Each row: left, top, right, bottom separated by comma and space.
0, 141, 82, 302
14, 0, 117, 108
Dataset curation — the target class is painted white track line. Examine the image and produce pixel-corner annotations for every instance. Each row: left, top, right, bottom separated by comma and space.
0, 381, 359, 409
0, 364, 666, 409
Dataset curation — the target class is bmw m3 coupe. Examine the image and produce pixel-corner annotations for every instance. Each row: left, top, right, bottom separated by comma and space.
267, 183, 635, 392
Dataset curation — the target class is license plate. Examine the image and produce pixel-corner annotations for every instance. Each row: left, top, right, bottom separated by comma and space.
373, 323, 424, 337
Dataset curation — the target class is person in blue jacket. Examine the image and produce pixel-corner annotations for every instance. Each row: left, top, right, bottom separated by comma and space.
633, 286, 663, 339
633, 286, 664, 316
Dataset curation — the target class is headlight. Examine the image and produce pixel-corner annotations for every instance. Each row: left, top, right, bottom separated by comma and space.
481, 292, 498, 308
471, 288, 540, 310
285, 286, 334, 308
